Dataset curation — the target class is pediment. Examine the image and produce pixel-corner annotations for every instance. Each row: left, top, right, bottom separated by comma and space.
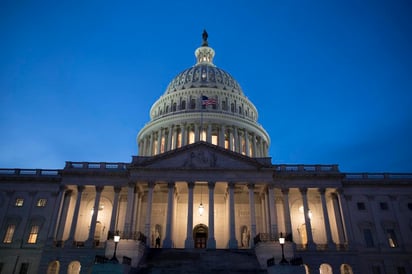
131, 142, 272, 170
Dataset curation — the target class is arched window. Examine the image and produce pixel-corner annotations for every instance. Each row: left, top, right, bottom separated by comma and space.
181, 100, 186, 110
320, 263, 333, 274
230, 103, 235, 113
341, 264, 353, 274
190, 99, 196, 109
47, 261, 60, 274
67, 261, 81, 274
165, 105, 169, 113
172, 102, 177, 111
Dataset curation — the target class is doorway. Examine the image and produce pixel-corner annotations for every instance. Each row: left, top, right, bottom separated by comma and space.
193, 224, 208, 248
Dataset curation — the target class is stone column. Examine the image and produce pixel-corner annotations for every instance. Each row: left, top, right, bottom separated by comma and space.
181, 123, 187, 146
47, 186, 66, 243
331, 192, 346, 245
207, 181, 216, 248
319, 188, 334, 249
245, 130, 250, 156
219, 125, 225, 148
156, 128, 162, 154
56, 189, 72, 242
145, 182, 155, 246
260, 193, 268, 233
68, 185, 85, 244
184, 182, 195, 248
248, 184, 257, 247
336, 189, 354, 248
229, 129, 233, 151
300, 188, 315, 249
228, 182, 238, 248
281, 188, 293, 242
167, 126, 173, 151
86, 186, 104, 246
234, 127, 239, 153
268, 185, 278, 239
124, 183, 135, 238
109, 186, 121, 235
207, 124, 212, 143
135, 192, 143, 233
173, 126, 178, 149
195, 123, 200, 142
149, 131, 154, 156
252, 133, 257, 157
163, 182, 175, 248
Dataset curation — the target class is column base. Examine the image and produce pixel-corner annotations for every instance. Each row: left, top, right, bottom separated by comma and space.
228, 238, 238, 249
162, 238, 173, 248
207, 238, 216, 249
307, 241, 316, 250
184, 238, 194, 248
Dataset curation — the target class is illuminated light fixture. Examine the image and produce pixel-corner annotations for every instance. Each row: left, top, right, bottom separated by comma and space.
279, 232, 288, 264
198, 184, 204, 216
299, 206, 312, 220
110, 234, 120, 263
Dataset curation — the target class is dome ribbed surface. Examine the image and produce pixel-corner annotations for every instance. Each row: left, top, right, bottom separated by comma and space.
165, 64, 243, 95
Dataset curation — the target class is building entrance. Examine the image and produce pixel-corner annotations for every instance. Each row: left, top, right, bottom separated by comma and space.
193, 224, 208, 249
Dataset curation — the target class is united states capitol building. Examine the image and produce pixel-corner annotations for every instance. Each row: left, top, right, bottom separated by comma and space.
0, 32, 411, 274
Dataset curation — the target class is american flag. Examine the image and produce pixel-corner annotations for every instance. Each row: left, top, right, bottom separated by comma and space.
201, 95, 217, 106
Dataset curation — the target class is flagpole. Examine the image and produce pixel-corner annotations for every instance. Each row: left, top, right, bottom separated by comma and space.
200, 95, 204, 141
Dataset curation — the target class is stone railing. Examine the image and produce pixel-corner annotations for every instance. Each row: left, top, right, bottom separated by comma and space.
64, 161, 128, 170
345, 173, 412, 180
107, 230, 147, 243
0, 168, 60, 176
254, 232, 293, 245
274, 164, 339, 172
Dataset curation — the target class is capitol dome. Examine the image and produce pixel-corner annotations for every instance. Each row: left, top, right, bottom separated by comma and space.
137, 31, 270, 157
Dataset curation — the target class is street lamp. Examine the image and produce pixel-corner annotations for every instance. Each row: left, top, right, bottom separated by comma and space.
110, 235, 120, 263
279, 232, 288, 264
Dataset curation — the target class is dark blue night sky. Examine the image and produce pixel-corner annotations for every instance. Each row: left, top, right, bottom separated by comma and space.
1, 0, 411, 172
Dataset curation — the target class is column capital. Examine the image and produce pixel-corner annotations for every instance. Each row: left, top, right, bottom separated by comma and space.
208, 181, 216, 189
167, 181, 175, 189
281, 188, 289, 195
147, 181, 156, 189
268, 184, 275, 190
77, 185, 85, 192
128, 181, 135, 188
114, 186, 122, 193
187, 181, 195, 189
300, 187, 308, 195
318, 187, 326, 195
227, 182, 236, 189
247, 183, 255, 190
95, 186, 104, 193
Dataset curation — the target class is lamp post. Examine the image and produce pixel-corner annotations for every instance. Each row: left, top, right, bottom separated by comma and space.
110, 235, 120, 263
279, 232, 288, 264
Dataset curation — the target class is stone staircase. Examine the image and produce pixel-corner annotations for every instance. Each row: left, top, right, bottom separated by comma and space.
137, 248, 267, 274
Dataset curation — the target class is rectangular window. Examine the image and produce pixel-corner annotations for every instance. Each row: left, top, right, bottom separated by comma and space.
19, 263, 29, 274
379, 202, 388, 210
36, 198, 47, 207
15, 198, 24, 207
357, 202, 365, 210
3, 224, 16, 243
387, 229, 398, 248
363, 228, 374, 247
27, 225, 39, 244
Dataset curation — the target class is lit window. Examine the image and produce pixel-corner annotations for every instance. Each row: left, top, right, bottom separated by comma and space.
3, 224, 16, 243
387, 229, 398, 248
37, 199, 47, 207
27, 225, 39, 244
15, 198, 24, 207
379, 202, 388, 210
357, 202, 365, 210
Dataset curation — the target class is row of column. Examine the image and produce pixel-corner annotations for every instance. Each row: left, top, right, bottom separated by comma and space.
138, 123, 268, 157
262, 187, 349, 250
53, 183, 350, 250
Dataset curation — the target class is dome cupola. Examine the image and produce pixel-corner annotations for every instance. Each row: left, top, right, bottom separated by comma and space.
137, 31, 270, 157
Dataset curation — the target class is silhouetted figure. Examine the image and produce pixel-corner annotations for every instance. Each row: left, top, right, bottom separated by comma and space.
155, 230, 161, 248
202, 30, 208, 46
